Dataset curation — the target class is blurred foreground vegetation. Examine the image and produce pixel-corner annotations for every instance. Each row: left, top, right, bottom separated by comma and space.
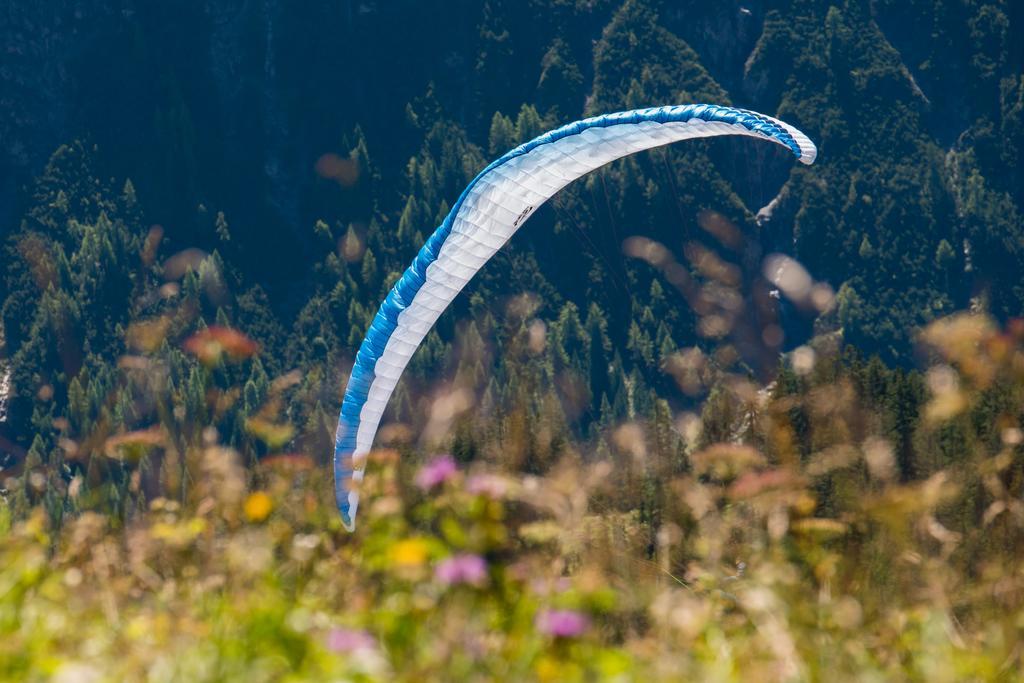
2, 308, 1023, 681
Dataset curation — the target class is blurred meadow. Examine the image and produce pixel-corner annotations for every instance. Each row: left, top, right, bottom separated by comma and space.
2, 206, 1024, 680
3, 1, 1024, 681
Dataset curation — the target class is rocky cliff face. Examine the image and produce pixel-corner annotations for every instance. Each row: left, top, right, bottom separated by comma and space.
662, 0, 766, 99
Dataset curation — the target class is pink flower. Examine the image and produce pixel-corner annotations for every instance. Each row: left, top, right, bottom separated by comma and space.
326, 627, 376, 653
415, 454, 457, 490
466, 473, 509, 499
535, 609, 590, 638
435, 553, 488, 586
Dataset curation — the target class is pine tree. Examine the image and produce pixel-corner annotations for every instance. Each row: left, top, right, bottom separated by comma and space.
537, 37, 584, 118
215, 211, 231, 242
488, 112, 517, 156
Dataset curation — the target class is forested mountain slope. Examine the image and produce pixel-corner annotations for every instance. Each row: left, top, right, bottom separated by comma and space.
4, 4, 1024, 677
1, 0, 1021, 491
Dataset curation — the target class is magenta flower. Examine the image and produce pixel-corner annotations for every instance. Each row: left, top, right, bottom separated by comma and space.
415, 454, 457, 490
535, 609, 590, 638
435, 553, 488, 586
466, 473, 509, 499
326, 627, 376, 653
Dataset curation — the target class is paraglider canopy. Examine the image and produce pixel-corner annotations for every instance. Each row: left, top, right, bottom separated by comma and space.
335, 104, 817, 530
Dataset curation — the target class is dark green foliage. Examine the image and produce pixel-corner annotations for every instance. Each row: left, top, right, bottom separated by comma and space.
0, 0, 1021, 528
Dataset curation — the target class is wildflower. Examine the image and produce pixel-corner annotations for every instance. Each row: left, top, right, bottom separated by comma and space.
435, 553, 487, 586
390, 537, 430, 567
326, 628, 389, 676
326, 627, 376, 653
244, 491, 273, 522
530, 576, 571, 596
52, 662, 101, 683
183, 326, 259, 365
103, 426, 165, 462
467, 473, 509, 499
415, 454, 457, 490
535, 609, 590, 638
291, 533, 320, 563
244, 418, 296, 449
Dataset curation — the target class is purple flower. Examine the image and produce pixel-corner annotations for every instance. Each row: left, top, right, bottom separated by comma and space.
466, 473, 509, 499
435, 553, 488, 586
415, 454, 457, 490
327, 627, 376, 653
535, 609, 590, 638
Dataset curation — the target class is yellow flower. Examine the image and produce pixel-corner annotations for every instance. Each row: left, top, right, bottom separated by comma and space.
244, 491, 273, 522
390, 537, 429, 567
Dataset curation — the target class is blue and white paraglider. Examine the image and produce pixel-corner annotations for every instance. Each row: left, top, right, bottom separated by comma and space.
335, 104, 817, 530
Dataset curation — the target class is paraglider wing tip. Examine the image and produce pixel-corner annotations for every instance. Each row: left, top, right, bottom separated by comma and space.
775, 117, 818, 165
338, 488, 360, 532
747, 109, 817, 165
334, 468, 357, 531
797, 139, 818, 165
